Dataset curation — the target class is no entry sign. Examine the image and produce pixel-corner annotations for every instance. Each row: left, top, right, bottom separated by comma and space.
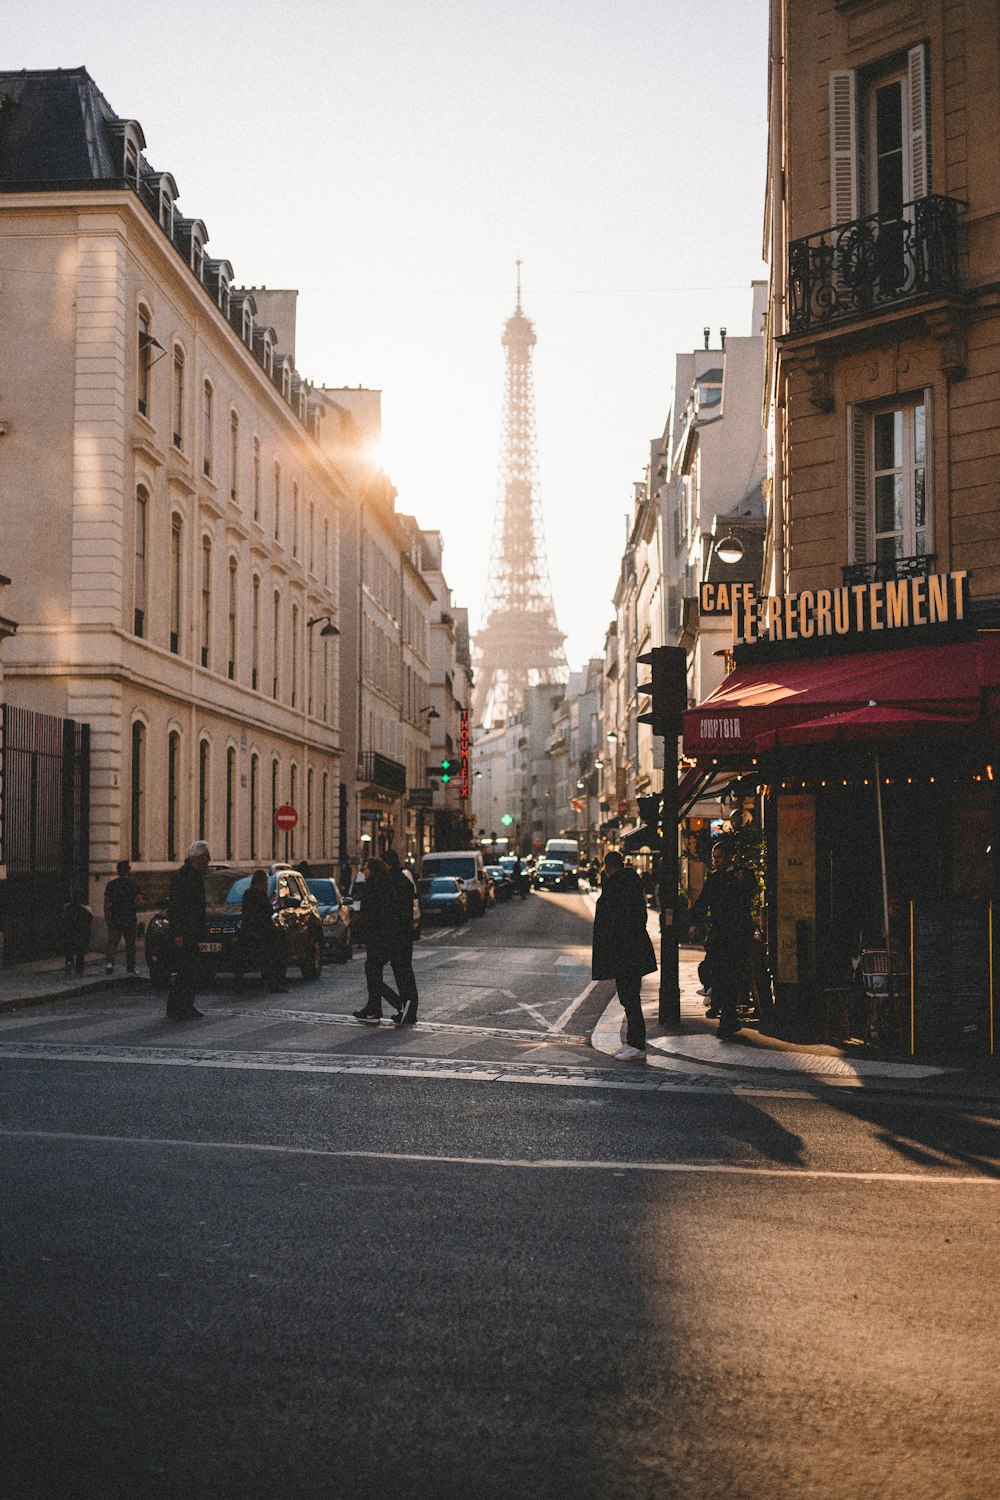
274, 803, 299, 831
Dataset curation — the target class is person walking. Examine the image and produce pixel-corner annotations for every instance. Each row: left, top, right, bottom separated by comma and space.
591, 849, 657, 1061
384, 847, 419, 1026
61, 889, 93, 976
688, 836, 756, 1040
239, 868, 286, 993
352, 857, 401, 1023
166, 840, 211, 1020
103, 859, 141, 975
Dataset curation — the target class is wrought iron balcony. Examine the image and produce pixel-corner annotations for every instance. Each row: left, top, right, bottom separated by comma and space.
787, 196, 962, 335
358, 751, 406, 794
842, 553, 935, 587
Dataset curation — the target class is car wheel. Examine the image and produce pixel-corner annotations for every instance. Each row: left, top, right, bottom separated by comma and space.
301, 937, 323, 981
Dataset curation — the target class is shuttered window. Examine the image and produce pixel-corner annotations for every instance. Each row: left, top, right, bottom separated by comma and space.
829, 44, 928, 226
848, 393, 932, 566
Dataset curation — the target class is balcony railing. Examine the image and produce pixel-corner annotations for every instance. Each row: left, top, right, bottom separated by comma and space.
842, 553, 935, 587
358, 751, 406, 794
787, 196, 962, 335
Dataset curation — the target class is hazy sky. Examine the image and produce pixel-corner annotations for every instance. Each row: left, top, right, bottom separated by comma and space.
8, 1, 770, 671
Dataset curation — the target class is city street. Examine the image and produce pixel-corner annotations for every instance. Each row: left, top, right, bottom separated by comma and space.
3, 894, 1000, 1499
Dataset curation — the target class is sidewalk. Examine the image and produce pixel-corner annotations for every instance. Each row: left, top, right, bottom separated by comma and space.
0, 952, 144, 1011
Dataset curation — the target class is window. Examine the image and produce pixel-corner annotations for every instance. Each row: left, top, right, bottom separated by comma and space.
159, 187, 173, 235
307, 769, 314, 860
289, 764, 298, 861
273, 462, 281, 541
309, 501, 315, 574
321, 773, 328, 858
252, 437, 261, 521
226, 747, 236, 861
272, 590, 280, 699
250, 753, 259, 861
169, 516, 182, 653
229, 411, 239, 502
124, 137, 140, 189
830, 45, 928, 228
200, 538, 212, 669
251, 575, 261, 690
198, 740, 210, 842
292, 482, 300, 558
138, 306, 152, 417
324, 518, 330, 586
167, 731, 180, 861
227, 557, 238, 679
134, 487, 148, 637
291, 603, 299, 707
242, 303, 253, 346
130, 721, 145, 861
849, 395, 931, 566
202, 380, 213, 478
171, 347, 185, 449
192, 231, 205, 284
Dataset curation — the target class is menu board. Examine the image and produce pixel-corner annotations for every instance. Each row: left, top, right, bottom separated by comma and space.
776, 795, 816, 985
911, 900, 992, 1054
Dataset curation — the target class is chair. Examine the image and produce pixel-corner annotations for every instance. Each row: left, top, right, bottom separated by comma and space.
859, 949, 907, 1053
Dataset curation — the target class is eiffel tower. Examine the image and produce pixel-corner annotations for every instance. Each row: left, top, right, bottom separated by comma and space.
472, 268, 567, 726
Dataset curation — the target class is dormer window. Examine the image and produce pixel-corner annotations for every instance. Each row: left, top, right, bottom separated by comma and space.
262, 332, 275, 379
281, 360, 292, 401
242, 304, 253, 345
106, 119, 146, 189
191, 230, 205, 283
218, 272, 231, 317
159, 189, 173, 235
124, 139, 140, 188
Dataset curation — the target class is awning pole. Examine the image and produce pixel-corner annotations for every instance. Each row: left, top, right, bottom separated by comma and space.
874, 748, 893, 971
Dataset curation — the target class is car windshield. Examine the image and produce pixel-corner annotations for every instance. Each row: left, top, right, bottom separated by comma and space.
420, 878, 460, 894
539, 862, 564, 873
485, 867, 505, 878
224, 875, 279, 904
423, 858, 476, 879
305, 879, 339, 905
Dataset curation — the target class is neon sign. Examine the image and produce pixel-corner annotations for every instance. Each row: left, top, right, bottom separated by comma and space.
460, 710, 470, 799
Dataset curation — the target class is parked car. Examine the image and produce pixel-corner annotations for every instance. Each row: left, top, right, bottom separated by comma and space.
303, 876, 353, 963
484, 864, 515, 902
418, 876, 469, 924
145, 866, 325, 987
533, 858, 572, 891
347, 871, 422, 943
419, 850, 490, 915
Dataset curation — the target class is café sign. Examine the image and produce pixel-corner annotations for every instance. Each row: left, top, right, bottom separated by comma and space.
721, 569, 970, 652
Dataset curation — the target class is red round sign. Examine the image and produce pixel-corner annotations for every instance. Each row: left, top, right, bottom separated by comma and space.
274, 803, 299, 831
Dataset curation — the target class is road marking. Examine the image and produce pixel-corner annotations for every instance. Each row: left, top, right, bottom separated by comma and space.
2, 1126, 999, 1184
550, 979, 600, 1034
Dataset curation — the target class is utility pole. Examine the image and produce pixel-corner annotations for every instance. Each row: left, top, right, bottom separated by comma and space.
636, 646, 688, 1025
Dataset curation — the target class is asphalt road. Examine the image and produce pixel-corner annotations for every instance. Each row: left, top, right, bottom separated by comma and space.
3, 892, 1000, 1499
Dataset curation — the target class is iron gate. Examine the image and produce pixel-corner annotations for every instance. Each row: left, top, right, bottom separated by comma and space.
1, 705, 90, 963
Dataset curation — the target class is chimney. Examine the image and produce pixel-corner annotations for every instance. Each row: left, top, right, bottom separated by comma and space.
703, 326, 711, 350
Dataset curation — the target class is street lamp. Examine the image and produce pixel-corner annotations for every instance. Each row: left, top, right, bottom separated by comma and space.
419, 705, 441, 720
715, 532, 744, 565
306, 614, 340, 637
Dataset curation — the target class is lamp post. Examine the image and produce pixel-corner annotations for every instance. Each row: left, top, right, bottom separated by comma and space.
304, 615, 340, 863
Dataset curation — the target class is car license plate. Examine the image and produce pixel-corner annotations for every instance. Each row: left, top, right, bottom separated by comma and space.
199, 942, 223, 953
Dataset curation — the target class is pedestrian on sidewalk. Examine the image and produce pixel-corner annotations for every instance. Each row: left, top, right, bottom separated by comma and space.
384, 848, 419, 1026
239, 868, 286, 993
166, 840, 211, 1020
61, 889, 93, 976
352, 857, 401, 1023
103, 859, 141, 975
591, 849, 657, 1061
688, 836, 755, 1040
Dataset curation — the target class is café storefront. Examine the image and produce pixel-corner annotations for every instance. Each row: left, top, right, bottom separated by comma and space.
684, 570, 998, 1056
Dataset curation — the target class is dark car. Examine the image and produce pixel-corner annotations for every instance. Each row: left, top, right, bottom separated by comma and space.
347, 871, 422, 943
484, 864, 514, 902
145, 866, 325, 988
418, 876, 469, 924
304, 877, 353, 963
533, 859, 570, 891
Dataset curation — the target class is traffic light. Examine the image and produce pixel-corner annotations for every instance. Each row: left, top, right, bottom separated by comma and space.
636, 646, 688, 737
636, 794, 662, 831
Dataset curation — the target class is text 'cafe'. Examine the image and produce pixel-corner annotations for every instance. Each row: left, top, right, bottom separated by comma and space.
685, 569, 999, 1056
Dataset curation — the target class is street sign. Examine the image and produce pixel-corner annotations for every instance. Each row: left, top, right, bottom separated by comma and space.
274, 803, 298, 831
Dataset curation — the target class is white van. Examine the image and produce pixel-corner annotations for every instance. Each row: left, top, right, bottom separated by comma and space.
420, 849, 490, 915
544, 839, 580, 875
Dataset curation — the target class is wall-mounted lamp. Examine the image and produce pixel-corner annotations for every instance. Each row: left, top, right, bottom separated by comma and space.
715, 532, 744, 565
606, 730, 619, 744
419, 705, 441, 720
594, 757, 605, 770
307, 614, 340, 637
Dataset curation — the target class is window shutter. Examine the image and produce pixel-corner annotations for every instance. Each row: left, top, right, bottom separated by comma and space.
829, 70, 858, 225
848, 405, 869, 564
906, 44, 929, 201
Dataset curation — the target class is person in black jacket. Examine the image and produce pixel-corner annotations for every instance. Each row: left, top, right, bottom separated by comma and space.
689, 837, 755, 1039
352, 857, 401, 1023
239, 868, 286, 993
591, 850, 657, 1061
104, 859, 141, 974
383, 848, 419, 1026
166, 840, 211, 1020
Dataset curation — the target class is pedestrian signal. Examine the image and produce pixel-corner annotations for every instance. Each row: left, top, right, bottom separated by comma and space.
636, 646, 688, 737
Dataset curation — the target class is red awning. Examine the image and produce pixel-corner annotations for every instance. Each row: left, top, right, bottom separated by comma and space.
683, 637, 1000, 758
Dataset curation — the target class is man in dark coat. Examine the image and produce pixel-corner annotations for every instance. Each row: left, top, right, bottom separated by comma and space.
383, 848, 419, 1026
104, 858, 141, 975
166, 840, 211, 1020
352, 857, 400, 1023
591, 850, 657, 1060
689, 836, 756, 1039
